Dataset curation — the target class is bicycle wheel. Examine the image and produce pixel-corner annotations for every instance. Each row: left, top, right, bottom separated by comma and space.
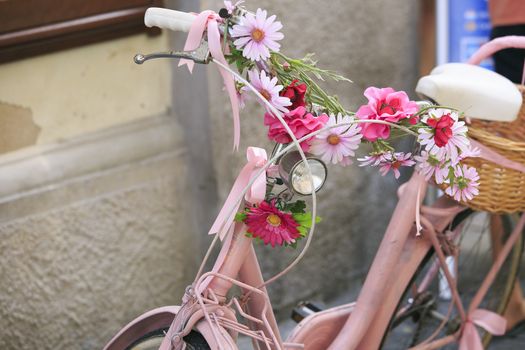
381, 210, 524, 349
125, 328, 211, 350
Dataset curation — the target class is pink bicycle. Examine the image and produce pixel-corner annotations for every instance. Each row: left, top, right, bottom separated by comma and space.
104, 4, 525, 350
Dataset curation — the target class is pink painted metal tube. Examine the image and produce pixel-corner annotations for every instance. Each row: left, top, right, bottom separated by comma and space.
468, 36, 525, 65
327, 172, 428, 350
205, 221, 283, 348
354, 196, 464, 349
357, 227, 433, 349
238, 244, 283, 349
208, 223, 254, 299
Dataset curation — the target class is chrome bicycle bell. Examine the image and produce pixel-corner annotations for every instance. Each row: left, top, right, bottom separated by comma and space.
278, 151, 327, 195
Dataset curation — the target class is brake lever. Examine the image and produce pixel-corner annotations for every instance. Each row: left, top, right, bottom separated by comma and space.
134, 39, 211, 65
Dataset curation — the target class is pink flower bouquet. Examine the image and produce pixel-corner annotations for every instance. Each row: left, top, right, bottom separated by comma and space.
212, 0, 481, 246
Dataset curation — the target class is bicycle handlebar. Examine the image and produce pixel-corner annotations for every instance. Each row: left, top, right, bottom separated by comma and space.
144, 7, 195, 32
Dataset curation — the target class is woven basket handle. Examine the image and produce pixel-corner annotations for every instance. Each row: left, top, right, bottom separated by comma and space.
468, 35, 525, 65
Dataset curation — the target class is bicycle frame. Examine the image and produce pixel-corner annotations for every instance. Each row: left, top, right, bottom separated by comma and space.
104, 171, 468, 350
104, 16, 525, 348
169, 172, 522, 350
102, 135, 525, 350
194, 171, 466, 350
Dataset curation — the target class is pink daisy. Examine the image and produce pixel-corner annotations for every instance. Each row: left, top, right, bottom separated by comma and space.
414, 151, 449, 184
458, 146, 481, 161
244, 69, 291, 113
378, 152, 416, 179
418, 109, 470, 164
224, 0, 244, 14
244, 201, 300, 247
310, 113, 362, 166
230, 8, 284, 61
357, 152, 388, 167
445, 164, 480, 202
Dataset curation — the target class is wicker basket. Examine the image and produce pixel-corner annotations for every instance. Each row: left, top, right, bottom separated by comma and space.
450, 85, 525, 213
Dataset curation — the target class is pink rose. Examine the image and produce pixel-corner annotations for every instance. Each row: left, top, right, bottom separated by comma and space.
264, 106, 328, 151
356, 87, 418, 142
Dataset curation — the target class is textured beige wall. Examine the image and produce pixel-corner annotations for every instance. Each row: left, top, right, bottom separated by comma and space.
0, 116, 197, 350
0, 33, 171, 145
0, 18, 184, 350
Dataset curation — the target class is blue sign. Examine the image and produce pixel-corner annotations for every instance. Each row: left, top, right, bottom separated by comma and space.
448, 0, 493, 69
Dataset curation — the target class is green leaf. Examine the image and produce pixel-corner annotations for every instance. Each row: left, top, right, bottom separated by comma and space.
297, 226, 308, 237
288, 240, 299, 249
447, 166, 456, 189
284, 200, 307, 214
235, 211, 247, 223
293, 212, 322, 228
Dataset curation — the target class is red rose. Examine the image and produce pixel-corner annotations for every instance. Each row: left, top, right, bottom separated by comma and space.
427, 114, 454, 147
280, 79, 307, 110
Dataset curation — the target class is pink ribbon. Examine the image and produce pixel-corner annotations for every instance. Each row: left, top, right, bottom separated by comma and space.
178, 10, 241, 150
470, 139, 525, 173
208, 147, 267, 240
459, 309, 506, 350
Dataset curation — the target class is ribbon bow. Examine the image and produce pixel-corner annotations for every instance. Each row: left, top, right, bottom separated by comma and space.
459, 309, 506, 350
208, 147, 268, 240
178, 10, 241, 151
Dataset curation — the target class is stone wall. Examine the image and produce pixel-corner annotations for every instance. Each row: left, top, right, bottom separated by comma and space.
0, 116, 198, 349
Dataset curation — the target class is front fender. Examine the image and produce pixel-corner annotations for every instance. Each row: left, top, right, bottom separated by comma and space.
103, 305, 180, 350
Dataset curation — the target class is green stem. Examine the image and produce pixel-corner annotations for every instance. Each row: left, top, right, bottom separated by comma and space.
222, 20, 229, 52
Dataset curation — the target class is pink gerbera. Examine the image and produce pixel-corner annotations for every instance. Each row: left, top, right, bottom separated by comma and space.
310, 113, 362, 166
418, 109, 470, 164
378, 152, 416, 179
244, 69, 291, 113
445, 164, 480, 202
245, 201, 300, 247
230, 8, 284, 61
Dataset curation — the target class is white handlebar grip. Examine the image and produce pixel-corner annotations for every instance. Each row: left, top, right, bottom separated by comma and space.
144, 7, 196, 32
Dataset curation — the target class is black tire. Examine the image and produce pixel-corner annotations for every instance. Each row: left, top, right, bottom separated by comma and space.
381, 210, 524, 349
125, 329, 211, 350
